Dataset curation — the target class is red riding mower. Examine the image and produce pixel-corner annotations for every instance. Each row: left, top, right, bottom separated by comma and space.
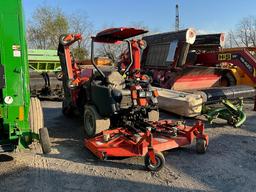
58, 28, 209, 171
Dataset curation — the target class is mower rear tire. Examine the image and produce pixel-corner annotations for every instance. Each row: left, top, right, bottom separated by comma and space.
196, 138, 208, 154
83, 105, 110, 138
39, 127, 51, 154
145, 151, 165, 172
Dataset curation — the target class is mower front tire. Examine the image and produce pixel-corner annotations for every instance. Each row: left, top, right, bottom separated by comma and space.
83, 105, 110, 138
144, 151, 165, 172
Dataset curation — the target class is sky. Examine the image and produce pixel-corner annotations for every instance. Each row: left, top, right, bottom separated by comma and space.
23, 0, 256, 34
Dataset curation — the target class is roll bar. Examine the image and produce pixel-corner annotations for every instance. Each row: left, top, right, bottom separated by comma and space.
90, 39, 134, 79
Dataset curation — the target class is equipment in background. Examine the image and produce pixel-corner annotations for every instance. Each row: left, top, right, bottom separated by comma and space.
199, 85, 256, 127
141, 29, 227, 91
156, 85, 256, 127
142, 28, 256, 91
0, 0, 51, 153
58, 28, 208, 171
28, 49, 63, 100
175, 4, 179, 31
195, 47, 256, 87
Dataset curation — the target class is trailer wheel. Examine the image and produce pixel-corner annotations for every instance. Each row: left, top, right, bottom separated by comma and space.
196, 138, 208, 154
83, 105, 110, 138
39, 128, 51, 154
29, 98, 51, 154
144, 152, 165, 172
29, 97, 44, 135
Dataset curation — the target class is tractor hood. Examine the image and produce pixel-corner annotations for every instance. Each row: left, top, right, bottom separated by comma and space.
92, 27, 148, 43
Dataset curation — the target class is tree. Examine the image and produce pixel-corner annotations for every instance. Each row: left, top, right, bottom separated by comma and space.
27, 6, 92, 60
68, 13, 93, 60
228, 16, 256, 47
27, 6, 69, 49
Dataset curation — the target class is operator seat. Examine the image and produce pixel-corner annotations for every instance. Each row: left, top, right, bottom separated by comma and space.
106, 71, 132, 109
106, 71, 125, 89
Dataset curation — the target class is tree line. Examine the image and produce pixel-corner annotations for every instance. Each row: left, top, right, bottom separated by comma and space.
227, 16, 256, 48
27, 5, 256, 61
26, 6, 92, 60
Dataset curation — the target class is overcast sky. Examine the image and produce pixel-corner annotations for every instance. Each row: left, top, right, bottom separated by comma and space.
23, 0, 256, 34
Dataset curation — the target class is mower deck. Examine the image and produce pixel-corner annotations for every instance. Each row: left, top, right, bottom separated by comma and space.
84, 120, 208, 171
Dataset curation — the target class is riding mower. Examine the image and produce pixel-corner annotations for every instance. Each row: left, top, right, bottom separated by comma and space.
58, 28, 209, 171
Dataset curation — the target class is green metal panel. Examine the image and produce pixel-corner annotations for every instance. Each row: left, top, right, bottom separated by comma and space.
28, 49, 61, 72
0, 0, 31, 147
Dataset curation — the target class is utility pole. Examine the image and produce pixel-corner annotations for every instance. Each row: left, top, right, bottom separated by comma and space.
175, 4, 179, 31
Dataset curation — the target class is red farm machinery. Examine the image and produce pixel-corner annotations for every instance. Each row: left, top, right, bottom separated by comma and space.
141, 29, 256, 90
58, 28, 209, 171
141, 29, 256, 127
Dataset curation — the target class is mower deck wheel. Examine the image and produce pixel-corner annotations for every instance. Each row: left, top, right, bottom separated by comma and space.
144, 151, 165, 172
196, 138, 208, 154
83, 105, 110, 138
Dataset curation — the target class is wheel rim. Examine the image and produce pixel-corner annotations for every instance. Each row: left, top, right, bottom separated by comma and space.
148, 156, 161, 169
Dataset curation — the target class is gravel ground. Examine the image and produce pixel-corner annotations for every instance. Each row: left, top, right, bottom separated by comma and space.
0, 101, 255, 192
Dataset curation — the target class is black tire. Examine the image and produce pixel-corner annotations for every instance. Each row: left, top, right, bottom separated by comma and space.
220, 72, 236, 86
29, 97, 44, 135
144, 151, 165, 172
83, 105, 110, 138
196, 138, 208, 154
39, 127, 51, 154
62, 100, 73, 117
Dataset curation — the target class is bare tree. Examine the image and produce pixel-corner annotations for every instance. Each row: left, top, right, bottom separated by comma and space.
228, 16, 256, 47
27, 6, 93, 60
68, 13, 93, 60
226, 30, 240, 48
27, 6, 69, 49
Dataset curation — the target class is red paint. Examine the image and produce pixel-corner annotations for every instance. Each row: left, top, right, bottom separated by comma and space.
84, 120, 208, 159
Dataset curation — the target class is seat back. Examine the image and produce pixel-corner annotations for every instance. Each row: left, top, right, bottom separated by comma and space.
106, 71, 125, 90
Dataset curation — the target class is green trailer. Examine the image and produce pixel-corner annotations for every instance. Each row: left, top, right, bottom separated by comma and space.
28, 49, 63, 99
0, 0, 51, 153
28, 49, 61, 73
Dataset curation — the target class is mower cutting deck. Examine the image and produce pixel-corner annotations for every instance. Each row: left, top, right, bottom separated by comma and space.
85, 120, 208, 171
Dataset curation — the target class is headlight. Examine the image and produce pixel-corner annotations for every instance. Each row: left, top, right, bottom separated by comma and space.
146, 91, 153, 97
138, 91, 146, 97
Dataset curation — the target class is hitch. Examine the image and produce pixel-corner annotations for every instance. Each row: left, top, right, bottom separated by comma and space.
205, 97, 246, 127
